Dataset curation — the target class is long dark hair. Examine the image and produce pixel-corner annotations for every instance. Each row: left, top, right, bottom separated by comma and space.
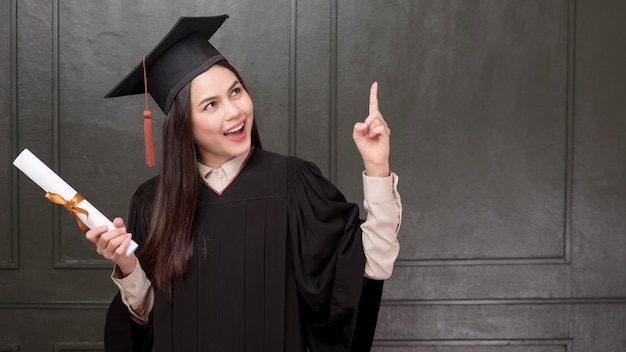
139, 61, 262, 300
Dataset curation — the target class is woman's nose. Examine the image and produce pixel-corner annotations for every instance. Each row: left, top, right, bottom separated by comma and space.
222, 101, 240, 120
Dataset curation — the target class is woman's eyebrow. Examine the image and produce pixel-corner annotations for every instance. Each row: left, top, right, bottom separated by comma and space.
196, 80, 240, 107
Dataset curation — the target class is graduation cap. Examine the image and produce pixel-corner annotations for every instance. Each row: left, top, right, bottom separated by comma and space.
105, 15, 229, 166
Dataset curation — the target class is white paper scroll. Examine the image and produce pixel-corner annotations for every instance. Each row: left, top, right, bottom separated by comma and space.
13, 148, 138, 257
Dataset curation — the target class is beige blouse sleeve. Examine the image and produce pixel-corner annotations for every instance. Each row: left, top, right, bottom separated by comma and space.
361, 171, 402, 280
111, 258, 154, 326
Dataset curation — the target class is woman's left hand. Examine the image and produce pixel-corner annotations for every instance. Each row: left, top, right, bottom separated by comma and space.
353, 82, 391, 177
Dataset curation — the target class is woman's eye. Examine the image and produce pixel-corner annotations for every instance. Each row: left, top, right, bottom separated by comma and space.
204, 102, 216, 110
231, 87, 241, 97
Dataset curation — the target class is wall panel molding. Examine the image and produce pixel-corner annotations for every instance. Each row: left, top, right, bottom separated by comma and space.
373, 339, 571, 351
381, 297, 626, 306
328, 0, 338, 183
383, 0, 576, 267
53, 342, 103, 352
288, 0, 297, 156
1, 0, 19, 270
0, 344, 20, 352
0, 301, 108, 309
50, 0, 118, 269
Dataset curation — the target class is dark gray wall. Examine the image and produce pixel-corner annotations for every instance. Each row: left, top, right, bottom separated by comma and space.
2, 0, 625, 350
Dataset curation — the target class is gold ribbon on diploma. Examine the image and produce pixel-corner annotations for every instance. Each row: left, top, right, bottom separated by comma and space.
44, 192, 90, 232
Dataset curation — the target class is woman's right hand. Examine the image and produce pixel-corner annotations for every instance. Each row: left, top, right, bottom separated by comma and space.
85, 217, 137, 277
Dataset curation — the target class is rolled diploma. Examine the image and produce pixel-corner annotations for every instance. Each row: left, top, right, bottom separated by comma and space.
13, 148, 138, 257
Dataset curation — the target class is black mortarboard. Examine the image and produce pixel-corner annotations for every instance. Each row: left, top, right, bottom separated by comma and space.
105, 15, 229, 114
104, 15, 229, 166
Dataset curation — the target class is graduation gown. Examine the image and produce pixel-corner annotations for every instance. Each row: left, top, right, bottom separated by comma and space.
104, 148, 383, 351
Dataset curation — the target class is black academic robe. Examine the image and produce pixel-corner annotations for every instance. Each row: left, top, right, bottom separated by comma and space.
104, 148, 383, 351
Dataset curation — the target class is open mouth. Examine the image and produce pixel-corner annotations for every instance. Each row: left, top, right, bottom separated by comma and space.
223, 121, 247, 142
224, 122, 244, 137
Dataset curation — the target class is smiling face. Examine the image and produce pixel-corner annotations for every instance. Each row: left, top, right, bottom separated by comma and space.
189, 64, 254, 168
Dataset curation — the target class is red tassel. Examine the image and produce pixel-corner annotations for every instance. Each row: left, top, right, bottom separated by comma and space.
142, 57, 155, 167
144, 110, 155, 167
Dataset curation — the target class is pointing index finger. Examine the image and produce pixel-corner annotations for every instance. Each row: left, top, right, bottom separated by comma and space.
369, 81, 379, 114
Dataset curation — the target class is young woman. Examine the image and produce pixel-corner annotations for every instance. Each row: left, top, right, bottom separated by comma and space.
87, 15, 401, 351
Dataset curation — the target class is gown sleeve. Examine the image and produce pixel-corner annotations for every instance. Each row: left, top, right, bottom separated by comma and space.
286, 157, 384, 351
104, 177, 158, 352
